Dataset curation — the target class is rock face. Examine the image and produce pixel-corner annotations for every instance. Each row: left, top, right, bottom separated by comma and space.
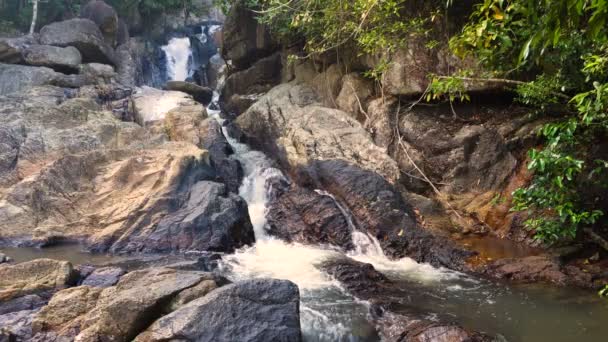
80, 267, 126, 288
235, 83, 471, 266
23, 45, 82, 73
134, 279, 302, 342
165, 80, 213, 105
199, 119, 243, 194
0, 64, 89, 95
0, 84, 253, 254
39, 18, 116, 65
222, 0, 276, 69
133, 86, 203, 124
0, 259, 76, 301
80, 0, 120, 47
222, 53, 282, 115
236, 83, 400, 184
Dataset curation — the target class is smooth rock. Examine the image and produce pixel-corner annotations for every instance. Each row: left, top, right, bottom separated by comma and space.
23, 45, 82, 73
39, 18, 116, 65
134, 279, 302, 342
133, 86, 201, 124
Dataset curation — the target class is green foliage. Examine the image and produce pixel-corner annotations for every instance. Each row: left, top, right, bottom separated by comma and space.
451, 0, 608, 244
600, 285, 608, 297
230, 0, 444, 58
427, 72, 471, 103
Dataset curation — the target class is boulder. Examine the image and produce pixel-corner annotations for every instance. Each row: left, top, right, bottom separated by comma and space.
80, 0, 119, 47
39, 18, 116, 65
0, 36, 37, 64
222, 52, 282, 115
0, 63, 90, 95
222, 0, 277, 69
32, 268, 216, 341
164, 104, 209, 147
111, 180, 255, 253
267, 185, 353, 250
309, 63, 344, 107
80, 267, 125, 287
165, 80, 213, 105
116, 19, 130, 46
483, 256, 568, 285
23, 45, 82, 74
199, 119, 243, 193
0, 259, 76, 301
235, 83, 400, 184
134, 279, 302, 342
79, 62, 116, 84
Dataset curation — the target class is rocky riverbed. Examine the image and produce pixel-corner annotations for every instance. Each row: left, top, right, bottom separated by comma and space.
1, 1, 608, 341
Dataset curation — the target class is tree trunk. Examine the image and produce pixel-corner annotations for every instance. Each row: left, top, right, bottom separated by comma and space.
29, 0, 38, 35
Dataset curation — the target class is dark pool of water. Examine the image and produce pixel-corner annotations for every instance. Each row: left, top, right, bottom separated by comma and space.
0, 245, 126, 265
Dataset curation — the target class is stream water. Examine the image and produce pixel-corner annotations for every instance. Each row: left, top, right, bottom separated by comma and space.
2, 27, 608, 342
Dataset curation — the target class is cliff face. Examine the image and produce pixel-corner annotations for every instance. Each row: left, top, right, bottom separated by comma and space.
220, 1, 608, 289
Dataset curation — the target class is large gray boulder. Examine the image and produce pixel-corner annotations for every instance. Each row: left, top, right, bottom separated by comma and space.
134, 279, 302, 342
111, 181, 255, 254
0, 64, 89, 95
39, 18, 116, 65
80, 0, 120, 47
23, 45, 82, 73
0, 36, 37, 64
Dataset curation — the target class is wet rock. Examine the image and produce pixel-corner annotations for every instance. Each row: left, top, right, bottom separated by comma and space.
0, 36, 37, 64
376, 311, 492, 342
321, 258, 394, 300
199, 119, 243, 193
0, 64, 90, 95
483, 255, 568, 285
80, 0, 119, 47
165, 80, 213, 105
308, 159, 473, 267
39, 18, 116, 65
267, 185, 353, 250
0, 259, 76, 301
222, 0, 276, 69
81, 267, 125, 288
222, 52, 282, 115
134, 279, 302, 342
207, 53, 226, 89
23, 45, 82, 74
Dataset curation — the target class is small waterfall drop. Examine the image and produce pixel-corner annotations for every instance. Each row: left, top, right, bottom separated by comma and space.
162, 37, 192, 81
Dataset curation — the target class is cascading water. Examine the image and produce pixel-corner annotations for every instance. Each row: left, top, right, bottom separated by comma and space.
207, 103, 456, 341
162, 37, 193, 81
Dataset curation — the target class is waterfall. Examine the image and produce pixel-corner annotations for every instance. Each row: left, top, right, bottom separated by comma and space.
161, 37, 192, 81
